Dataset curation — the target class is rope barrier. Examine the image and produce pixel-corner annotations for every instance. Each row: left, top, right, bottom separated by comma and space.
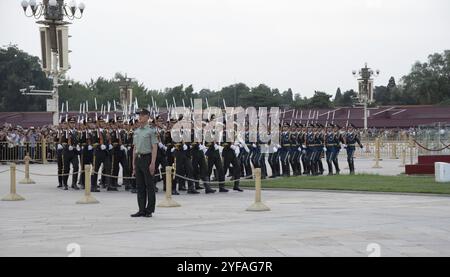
172, 173, 255, 184
413, 139, 450, 152
15, 168, 85, 177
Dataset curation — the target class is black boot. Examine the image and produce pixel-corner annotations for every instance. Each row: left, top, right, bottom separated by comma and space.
204, 184, 216, 194
179, 182, 187, 191
233, 185, 243, 192
195, 183, 204, 190
72, 184, 80, 190
107, 185, 118, 191
219, 186, 229, 192
187, 185, 200, 194
327, 162, 333, 176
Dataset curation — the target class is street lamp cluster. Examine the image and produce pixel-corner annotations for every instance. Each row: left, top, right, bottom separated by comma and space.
21, 0, 85, 20
352, 63, 380, 131
20, 0, 86, 126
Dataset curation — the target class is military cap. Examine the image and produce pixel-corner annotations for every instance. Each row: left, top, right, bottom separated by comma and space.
136, 108, 151, 116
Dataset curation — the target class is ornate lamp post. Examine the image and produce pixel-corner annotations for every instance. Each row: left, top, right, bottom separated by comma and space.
115, 74, 134, 116
352, 63, 380, 131
20, 0, 85, 126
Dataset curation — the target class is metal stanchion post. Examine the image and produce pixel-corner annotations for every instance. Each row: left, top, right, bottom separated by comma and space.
246, 168, 270, 212
76, 165, 99, 204
2, 163, 25, 201
391, 143, 398, 159
372, 138, 382, 168
19, 155, 35, 184
158, 166, 181, 208
399, 147, 406, 168
42, 139, 48, 164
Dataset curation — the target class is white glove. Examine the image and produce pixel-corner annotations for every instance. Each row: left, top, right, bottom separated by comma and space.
76, 145, 81, 152
183, 144, 188, 151
109, 144, 113, 150
323, 147, 327, 152
158, 142, 165, 149
234, 147, 240, 157
88, 145, 93, 151
171, 147, 175, 153
273, 147, 278, 153
214, 144, 219, 151
302, 150, 306, 154
101, 144, 106, 150
68, 146, 74, 151
252, 143, 257, 148
302, 145, 306, 148
277, 144, 281, 149
57, 144, 63, 150
231, 145, 237, 151
127, 146, 131, 151
298, 147, 302, 152
120, 145, 127, 151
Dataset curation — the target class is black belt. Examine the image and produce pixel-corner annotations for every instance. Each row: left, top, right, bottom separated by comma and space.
136, 153, 151, 158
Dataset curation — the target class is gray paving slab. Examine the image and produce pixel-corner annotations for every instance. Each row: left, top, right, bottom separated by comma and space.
0, 162, 450, 257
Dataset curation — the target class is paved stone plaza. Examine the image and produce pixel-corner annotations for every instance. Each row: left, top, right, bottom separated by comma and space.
1, 158, 450, 257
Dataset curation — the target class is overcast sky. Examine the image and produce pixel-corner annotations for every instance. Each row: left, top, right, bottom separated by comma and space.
1, 0, 449, 97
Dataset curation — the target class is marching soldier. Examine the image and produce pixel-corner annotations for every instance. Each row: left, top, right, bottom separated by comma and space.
325, 124, 339, 175
205, 124, 228, 193
239, 128, 252, 179
343, 124, 363, 175
289, 123, 301, 176
56, 120, 66, 189
222, 131, 244, 192
315, 124, 325, 175
172, 117, 199, 194
60, 117, 80, 190
79, 118, 94, 189
296, 124, 306, 176
107, 118, 123, 191
90, 116, 108, 192
124, 119, 137, 193
163, 121, 178, 194
268, 127, 280, 179
190, 127, 216, 194
304, 124, 315, 175
279, 123, 291, 177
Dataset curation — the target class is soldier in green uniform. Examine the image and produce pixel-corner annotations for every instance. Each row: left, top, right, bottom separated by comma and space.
130, 109, 159, 218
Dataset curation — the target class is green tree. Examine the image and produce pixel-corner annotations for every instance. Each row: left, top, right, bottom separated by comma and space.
333, 87, 343, 106
0, 45, 51, 112
401, 50, 450, 105
308, 91, 333, 108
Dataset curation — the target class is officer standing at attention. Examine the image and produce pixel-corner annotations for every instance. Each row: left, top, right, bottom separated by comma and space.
131, 109, 159, 218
